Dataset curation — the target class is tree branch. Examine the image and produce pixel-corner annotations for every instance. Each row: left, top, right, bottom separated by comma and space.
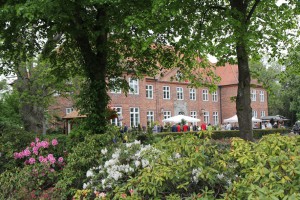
246, 0, 260, 23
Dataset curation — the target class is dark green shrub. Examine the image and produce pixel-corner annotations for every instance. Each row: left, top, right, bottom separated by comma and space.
0, 130, 37, 173
53, 132, 115, 199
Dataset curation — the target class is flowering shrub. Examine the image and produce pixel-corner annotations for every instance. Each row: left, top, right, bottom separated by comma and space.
13, 137, 65, 169
11, 137, 66, 198
80, 140, 161, 199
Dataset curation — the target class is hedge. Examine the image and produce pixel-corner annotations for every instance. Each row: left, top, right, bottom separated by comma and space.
136, 128, 292, 143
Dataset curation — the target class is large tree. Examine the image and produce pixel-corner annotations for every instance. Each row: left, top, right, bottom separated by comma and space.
0, 1, 174, 133
147, 0, 299, 140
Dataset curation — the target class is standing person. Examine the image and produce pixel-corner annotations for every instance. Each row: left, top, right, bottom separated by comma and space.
172, 123, 177, 132
226, 123, 232, 130
201, 122, 207, 131
207, 123, 212, 131
152, 124, 158, 133
190, 124, 193, 132
123, 123, 128, 133
183, 123, 189, 132
177, 123, 181, 132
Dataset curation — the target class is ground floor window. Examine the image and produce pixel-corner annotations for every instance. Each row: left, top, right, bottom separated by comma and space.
147, 111, 155, 126
111, 107, 122, 126
130, 107, 140, 127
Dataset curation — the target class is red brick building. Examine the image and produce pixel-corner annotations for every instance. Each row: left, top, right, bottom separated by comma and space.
54, 63, 268, 130
109, 64, 268, 128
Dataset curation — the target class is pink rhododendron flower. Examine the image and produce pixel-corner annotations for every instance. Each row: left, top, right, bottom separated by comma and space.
22, 148, 31, 157
47, 154, 56, 164
58, 157, 64, 163
51, 139, 58, 146
28, 157, 36, 164
30, 142, 35, 147
33, 146, 39, 155
14, 152, 22, 159
35, 138, 39, 143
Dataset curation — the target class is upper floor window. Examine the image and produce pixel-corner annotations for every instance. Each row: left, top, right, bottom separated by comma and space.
177, 87, 184, 100
129, 78, 139, 94
163, 86, 170, 99
146, 85, 153, 99
189, 88, 196, 100
130, 107, 140, 127
251, 89, 256, 101
110, 78, 121, 93
202, 89, 209, 101
66, 107, 74, 115
212, 91, 218, 102
213, 111, 218, 125
111, 107, 122, 126
260, 91, 264, 102
203, 111, 209, 124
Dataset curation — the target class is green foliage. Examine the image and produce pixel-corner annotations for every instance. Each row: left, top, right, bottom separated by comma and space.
225, 134, 300, 199
0, 91, 23, 132
115, 134, 231, 199
0, 130, 37, 173
53, 132, 115, 199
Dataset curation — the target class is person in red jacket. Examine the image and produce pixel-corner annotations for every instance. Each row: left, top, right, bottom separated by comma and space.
183, 123, 189, 132
201, 122, 207, 131
177, 124, 181, 132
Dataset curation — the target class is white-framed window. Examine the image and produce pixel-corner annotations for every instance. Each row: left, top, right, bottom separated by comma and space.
202, 89, 209, 101
110, 78, 122, 93
130, 107, 140, 127
261, 111, 266, 118
147, 111, 155, 126
163, 111, 171, 119
176, 87, 184, 100
213, 112, 218, 125
189, 88, 196, 100
260, 91, 264, 102
252, 110, 258, 118
163, 86, 170, 99
212, 91, 218, 102
146, 85, 153, 99
66, 107, 74, 114
129, 78, 139, 94
203, 111, 209, 124
111, 107, 122, 126
251, 89, 256, 101
190, 111, 197, 125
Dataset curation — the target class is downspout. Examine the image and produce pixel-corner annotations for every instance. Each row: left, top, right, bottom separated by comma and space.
219, 86, 222, 124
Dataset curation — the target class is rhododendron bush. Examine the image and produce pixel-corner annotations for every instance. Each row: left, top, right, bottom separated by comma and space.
78, 133, 300, 200
0, 137, 66, 199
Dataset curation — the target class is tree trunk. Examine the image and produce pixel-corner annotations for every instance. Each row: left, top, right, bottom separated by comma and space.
74, 7, 110, 133
231, 0, 253, 141
236, 45, 253, 141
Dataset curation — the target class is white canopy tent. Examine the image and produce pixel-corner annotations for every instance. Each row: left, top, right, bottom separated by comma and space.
223, 115, 262, 123
223, 115, 238, 123
162, 115, 200, 123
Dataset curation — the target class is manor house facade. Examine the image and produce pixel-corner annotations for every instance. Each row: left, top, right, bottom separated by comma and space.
108, 64, 268, 128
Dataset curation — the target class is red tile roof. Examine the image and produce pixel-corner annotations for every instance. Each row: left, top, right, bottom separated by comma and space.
215, 64, 239, 86
216, 64, 261, 86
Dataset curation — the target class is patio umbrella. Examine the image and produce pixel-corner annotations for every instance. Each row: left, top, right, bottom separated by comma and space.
224, 115, 262, 123
252, 117, 262, 122
223, 115, 238, 123
162, 114, 200, 123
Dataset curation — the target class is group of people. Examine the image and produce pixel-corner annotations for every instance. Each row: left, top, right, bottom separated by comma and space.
170, 123, 212, 132
261, 119, 284, 129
